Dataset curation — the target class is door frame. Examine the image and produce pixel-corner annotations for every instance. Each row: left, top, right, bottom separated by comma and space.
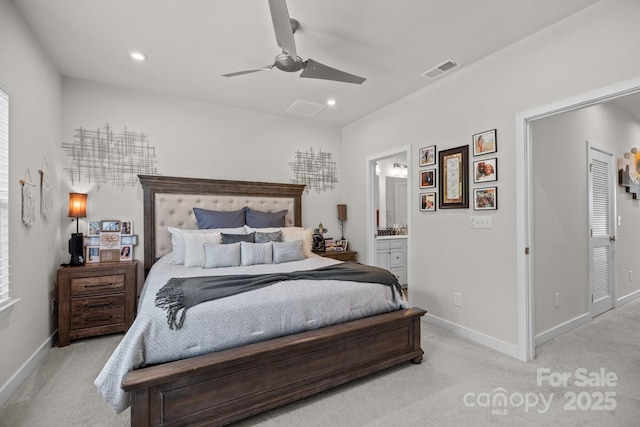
516, 77, 640, 361
366, 146, 412, 298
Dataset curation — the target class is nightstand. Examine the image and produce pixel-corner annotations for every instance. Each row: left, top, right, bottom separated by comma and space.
315, 249, 358, 262
57, 260, 137, 346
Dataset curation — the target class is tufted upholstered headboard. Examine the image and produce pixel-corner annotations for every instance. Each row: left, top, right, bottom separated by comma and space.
138, 175, 305, 276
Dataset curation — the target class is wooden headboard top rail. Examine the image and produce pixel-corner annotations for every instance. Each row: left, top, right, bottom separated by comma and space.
138, 175, 305, 275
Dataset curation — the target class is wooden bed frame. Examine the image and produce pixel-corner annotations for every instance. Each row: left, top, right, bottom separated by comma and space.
121, 175, 426, 426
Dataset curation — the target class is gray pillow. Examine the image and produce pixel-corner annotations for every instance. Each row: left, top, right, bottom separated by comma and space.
255, 231, 282, 243
240, 241, 273, 266
193, 207, 245, 229
221, 232, 255, 244
273, 240, 305, 264
203, 242, 241, 268
245, 208, 287, 228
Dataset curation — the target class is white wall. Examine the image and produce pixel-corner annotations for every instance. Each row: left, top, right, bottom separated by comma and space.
0, 0, 62, 405
61, 78, 345, 266
531, 100, 640, 336
342, 0, 640, 351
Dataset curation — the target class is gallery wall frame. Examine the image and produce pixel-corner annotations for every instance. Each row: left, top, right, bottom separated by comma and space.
473, 129, 497, 156
438, 145, 469, 209
420, 192, 436, 212
419, 145, 436, 167
473, 157, 498, 183
473, 187, 498, 210
419, 169, 436, 189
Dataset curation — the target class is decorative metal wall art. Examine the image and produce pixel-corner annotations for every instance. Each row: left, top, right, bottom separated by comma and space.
289, 147, 337, 193
62, 124, 158, 189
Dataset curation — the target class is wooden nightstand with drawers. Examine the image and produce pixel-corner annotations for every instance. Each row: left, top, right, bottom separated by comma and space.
315, 249, 358, 263
57, 260, 137, 346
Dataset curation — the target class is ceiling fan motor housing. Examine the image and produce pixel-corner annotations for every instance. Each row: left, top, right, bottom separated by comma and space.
274, 53, 304, 72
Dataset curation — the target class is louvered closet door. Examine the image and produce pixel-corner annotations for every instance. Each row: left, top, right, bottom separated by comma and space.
588, 145, 615, 318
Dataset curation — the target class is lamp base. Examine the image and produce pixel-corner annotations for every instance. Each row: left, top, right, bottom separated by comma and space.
68, 233, 85, 266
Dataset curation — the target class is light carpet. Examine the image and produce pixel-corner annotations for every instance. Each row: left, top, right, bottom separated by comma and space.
1, 298, 639, 426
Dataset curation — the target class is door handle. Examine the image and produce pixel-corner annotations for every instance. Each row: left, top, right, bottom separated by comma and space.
610, 235, 616, 241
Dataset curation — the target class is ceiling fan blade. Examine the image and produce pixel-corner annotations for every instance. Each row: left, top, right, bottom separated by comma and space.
268, 0, 297, 58
301, 59, 366, 84
222, 66, 273, 77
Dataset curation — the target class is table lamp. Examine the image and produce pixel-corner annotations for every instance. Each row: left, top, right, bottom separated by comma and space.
68, 193, 87, 266
337, 204, 347, 240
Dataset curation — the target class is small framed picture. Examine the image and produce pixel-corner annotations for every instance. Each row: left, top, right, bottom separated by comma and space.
420, 192, 436, 212
121, 235, 137, 246
99, 249, 120, 262
84, 236, 100, 246
473, 129, 497, 156
419, 145, 436, 167
473, 158, 498, 183
87, 220, 101, 237
86, 246, 100, 263
120, 220, 133, 235
100, 231, 121, 249
335, 239, 348, 251
100, 220, 121, 232
474, 187, 498, 210
120, 245, 133, 261
420, 169, 436, 189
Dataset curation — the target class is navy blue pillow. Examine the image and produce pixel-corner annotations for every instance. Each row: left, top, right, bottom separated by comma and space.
193, 207, 245, 229
245, 208, 288, 228
221, 232, 255, 244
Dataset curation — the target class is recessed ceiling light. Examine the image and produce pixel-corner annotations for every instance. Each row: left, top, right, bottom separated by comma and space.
326, 99, 337, 107
130, 51, 147, 62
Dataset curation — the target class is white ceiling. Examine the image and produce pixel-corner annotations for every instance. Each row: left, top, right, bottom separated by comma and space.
12, 0, 599, 127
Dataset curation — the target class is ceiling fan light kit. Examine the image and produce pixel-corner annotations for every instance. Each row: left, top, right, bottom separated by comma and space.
223, 0, 366, 85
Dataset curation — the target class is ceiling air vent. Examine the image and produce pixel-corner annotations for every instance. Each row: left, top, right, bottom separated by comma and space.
420, 59, 460, 80
286, 100, 327, 117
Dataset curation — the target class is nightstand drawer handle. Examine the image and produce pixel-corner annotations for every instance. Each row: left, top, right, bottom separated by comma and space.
86, 301, 112, 308
84, 283, 114, 288
91, 316, 113, 322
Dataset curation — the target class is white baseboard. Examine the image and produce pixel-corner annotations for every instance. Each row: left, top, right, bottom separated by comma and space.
423, 313, 520, 359
534, 312, 590, 347
617, 289, 640, 306
0, 332, 56, 409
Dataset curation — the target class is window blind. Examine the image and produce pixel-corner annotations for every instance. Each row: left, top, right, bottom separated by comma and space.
0, 88, 10, 308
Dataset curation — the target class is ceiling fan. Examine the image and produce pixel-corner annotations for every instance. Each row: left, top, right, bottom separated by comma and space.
222, 0, 366, 84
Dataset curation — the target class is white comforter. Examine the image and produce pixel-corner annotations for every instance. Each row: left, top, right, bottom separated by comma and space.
95, 254, 407, 413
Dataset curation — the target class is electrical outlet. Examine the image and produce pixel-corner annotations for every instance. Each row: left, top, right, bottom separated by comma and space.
453, 292, 462, 307
51, 298, 56, 315
554, 292, 560, 307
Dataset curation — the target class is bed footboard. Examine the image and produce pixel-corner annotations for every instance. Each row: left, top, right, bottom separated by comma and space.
122, 307, 426, 426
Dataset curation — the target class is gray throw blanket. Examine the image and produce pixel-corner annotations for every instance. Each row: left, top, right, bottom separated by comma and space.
155, 262, 402, 330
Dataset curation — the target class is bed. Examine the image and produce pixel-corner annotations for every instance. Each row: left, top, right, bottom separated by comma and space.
98, 174, 425, 426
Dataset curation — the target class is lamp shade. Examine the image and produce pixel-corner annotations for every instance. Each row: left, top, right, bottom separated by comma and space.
68, 193, 87, 218
337, 204, 347, 221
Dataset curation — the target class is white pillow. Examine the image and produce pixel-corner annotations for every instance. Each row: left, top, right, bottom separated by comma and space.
203, 242, 241, 268
240, 241, 273, 266
273, 240, 305, 264
246, 226, 313, 258
280, 228, 313, 258
168, 226, 245, 264
183, 232, 224, 267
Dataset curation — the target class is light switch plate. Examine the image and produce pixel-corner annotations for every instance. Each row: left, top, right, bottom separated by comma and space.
469, 216, 492, 229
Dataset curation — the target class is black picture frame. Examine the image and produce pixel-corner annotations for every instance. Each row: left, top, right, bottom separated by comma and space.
419, 169, 436, 189
419, 145, 436, 167
472, 129, 497, 156
473, 157, 498, 183
473, 187, 498, 210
